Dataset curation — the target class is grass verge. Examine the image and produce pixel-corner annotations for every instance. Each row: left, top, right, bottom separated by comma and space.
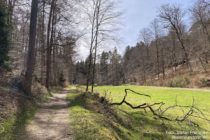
0, 103, 37, 140
0, 84, 50, 140
67, 85, 210, 140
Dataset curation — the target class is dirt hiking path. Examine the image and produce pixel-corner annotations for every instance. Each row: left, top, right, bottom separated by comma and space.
16, 90, 73, 140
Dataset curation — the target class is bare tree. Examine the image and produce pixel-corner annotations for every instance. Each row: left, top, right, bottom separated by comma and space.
151, 18, 161, 79
159, 4, 193, 72
139, 28, 152, 83
169, 29, 178, 72
191, 0, 210, 44
84, 0, 121, 92
191, 0, 210, 68
85, 0, 98, 92
91, 0, 101, 92
139, 28, 152, 59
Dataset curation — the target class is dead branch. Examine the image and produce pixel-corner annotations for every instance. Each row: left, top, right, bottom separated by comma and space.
110, 89, 210, 124
110, 89, 150, 106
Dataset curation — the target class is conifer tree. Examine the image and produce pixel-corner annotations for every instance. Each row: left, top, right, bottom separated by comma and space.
0, 2, 9, 69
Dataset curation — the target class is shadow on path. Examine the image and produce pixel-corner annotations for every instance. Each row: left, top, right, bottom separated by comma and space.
16, 90, 73, 140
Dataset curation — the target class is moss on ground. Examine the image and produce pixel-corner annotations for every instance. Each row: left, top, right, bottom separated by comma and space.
0, 104, 37, 140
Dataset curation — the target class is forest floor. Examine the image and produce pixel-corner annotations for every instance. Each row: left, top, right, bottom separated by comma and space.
16, 90, 73, 140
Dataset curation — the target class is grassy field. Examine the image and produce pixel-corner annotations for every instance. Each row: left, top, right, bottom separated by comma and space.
67, 85, 210, 140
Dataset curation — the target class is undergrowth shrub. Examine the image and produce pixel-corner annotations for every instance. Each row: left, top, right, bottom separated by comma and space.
199, 78, 210, 87
168, 77, 190, 88
32, 82, 49, 102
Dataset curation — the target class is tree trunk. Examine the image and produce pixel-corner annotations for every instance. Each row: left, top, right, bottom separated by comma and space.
86, 3, 97, 92
155, 39, 160, 79
161, 48, 165, 79
172, 23, 193, 72
40, 0, 46, 85
46, 0, 56, 89
24, 0, 38, 95
91, 1, 100, 93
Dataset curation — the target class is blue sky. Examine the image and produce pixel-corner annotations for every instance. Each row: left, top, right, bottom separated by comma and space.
118, 0, 197, 53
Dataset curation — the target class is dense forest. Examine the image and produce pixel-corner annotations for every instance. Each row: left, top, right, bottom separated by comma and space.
1, 0, 210, 91
0, 0, 210, 139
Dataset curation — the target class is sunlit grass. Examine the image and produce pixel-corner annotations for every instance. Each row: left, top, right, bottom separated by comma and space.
68, 85, 210, 140
67, 93, 122, 140
95, 86, 210, 127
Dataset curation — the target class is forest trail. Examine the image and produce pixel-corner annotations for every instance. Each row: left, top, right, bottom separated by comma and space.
16, 90, 73, 140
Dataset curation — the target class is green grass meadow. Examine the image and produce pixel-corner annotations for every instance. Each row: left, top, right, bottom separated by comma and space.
67, 85, 210, 140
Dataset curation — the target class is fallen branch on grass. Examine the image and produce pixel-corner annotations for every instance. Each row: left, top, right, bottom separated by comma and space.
110, 89, 210, 124
110, 89, 150, 106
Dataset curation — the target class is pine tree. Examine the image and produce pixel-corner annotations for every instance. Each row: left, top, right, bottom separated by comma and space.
0, 2, 9, 69
99, 51, 109, 84
110, 48, 123, 85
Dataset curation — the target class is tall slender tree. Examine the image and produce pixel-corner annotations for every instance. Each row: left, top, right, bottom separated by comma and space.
46, 0, 57, 89
84, 0, 120, 92
24, 0, 39, 95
